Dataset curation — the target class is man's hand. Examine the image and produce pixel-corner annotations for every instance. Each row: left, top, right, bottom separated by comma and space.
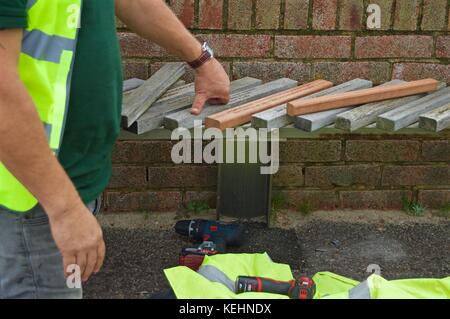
191, 58, 230, 115
49, 201, 105, 282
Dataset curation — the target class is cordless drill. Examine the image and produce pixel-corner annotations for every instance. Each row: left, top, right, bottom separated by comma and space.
175, 220, 245, 270
235, 276, 316, 299
179, 241, 220, 271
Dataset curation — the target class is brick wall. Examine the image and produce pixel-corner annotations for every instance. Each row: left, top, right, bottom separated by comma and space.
104, 134, 450, 213
110, 1, 450, 214
118, 0, 450, 84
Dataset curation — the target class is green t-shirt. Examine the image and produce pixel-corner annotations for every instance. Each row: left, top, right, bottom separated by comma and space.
0, 0, 123, 204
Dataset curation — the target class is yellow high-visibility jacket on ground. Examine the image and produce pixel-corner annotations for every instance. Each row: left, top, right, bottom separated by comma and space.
164, 253, 450, 299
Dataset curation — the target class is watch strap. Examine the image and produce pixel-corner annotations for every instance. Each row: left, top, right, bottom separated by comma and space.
188, 49, 212, 69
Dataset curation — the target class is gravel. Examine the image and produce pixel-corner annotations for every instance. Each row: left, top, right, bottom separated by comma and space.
83, 214, 449, 299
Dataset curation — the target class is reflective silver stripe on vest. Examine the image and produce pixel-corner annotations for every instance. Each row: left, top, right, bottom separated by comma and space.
26, 0, 38, 10
197, 265, 236, 293
348, 280, 371, 299
43, 123, 52, 139
22, 30, 76, 63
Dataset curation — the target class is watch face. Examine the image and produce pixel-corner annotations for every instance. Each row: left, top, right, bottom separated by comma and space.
203, 42, 214, 58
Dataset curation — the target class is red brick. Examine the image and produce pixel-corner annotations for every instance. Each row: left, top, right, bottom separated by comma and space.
199, 0, 223, 29
232, 62, 311, 83
393, 0, 420, 31
104, 191, 182, 212
421, 0, 447, 31
305, 165, 381, 187
256, 0, 281, 29
169, 0, 195, 28
278, 190, 339, 210
341, 190, 412, 210
227, 0, 253, 30
147, 166, 217, 188
108, 166, 147, 189
338, 0, 364, 30
312, 0, 337, 30
313, 62, 390, 85
418, 190, 450, 209
197, 34, 272, 58
345, 140, 421, 162
280, 140, 342, 163
382, 166, 450, 186
392, 63, 450, 84
122, 60, 150, 80
284, 0, 309, 30
112, 141, 175, 164
118, 32, 167, 58
436, 36, 450, 58
185, 191, 217, 209
275, 36, 352, 59
355, 36, 433, 59
273, 165, 304, 187
422, 141, 450, 162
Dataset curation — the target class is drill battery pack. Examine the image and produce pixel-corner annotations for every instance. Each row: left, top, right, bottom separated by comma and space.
179, 242, 219, 271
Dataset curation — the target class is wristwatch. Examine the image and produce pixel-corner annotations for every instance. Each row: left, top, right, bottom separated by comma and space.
188, 42, 214, 69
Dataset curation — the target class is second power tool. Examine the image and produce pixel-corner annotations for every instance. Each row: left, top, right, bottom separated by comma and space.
175, 219, 245, 252
175, 219, 245, 270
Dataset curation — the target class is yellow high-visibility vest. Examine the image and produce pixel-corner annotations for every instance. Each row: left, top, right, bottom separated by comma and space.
0, 0, 82, 212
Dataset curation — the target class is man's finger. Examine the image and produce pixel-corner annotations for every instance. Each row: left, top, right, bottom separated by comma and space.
82, 249, 98, 282
63, 255, 77, 277
94, 240, 106, 274
191, 94, 208, 115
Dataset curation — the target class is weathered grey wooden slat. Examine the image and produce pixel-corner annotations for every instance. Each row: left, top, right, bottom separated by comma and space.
294, 107, 354, 132
121, 63, 185, 128
123, 78, 145, 92
170, 80, 186, 89
377, 84, 450, 131
164, 78, 299, 130
155, 81, 195, 102
123, 79, 188, 103
251, 79, 373, 129
419, 103, 450, 132
334, 80, 425, 131
128, 77, 262, 134
123, 67, 188, 110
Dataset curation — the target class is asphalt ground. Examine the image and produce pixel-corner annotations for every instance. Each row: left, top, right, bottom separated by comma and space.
83, 211, 450, 299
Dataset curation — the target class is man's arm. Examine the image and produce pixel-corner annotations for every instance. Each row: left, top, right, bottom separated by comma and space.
115, 0, 230, 115
0, 29, 105, 282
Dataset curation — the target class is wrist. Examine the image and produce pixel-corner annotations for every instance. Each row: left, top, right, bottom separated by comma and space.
43, 188, 84, 222
194, 57, 215, 74
188, 42, 214, 70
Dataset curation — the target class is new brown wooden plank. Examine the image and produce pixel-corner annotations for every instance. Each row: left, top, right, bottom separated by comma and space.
286, 79, 440, 117
205, 80, 333, 130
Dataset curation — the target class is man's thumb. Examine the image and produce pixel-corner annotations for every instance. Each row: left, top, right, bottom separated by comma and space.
191, 94, 208, 115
